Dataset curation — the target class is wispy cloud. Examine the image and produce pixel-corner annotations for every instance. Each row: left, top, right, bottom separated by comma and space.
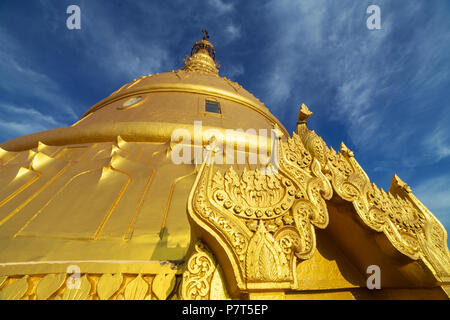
414, 174, 450, 229
256, 0, 450, 168
209, 0, 234, 14
0, 27, 78, 122
225, 23, 241, 42
56, 1, 172, 81
2, 104, 62, 127
223, 63, 244, 79
422, 125, 450, 161
0, 102, 64, 141
0, 121, 52, 140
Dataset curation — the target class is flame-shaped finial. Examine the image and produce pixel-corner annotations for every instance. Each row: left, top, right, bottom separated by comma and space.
183, 30, 219, 74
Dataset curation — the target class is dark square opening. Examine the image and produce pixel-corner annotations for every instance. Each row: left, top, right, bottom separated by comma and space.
205, 101, 221, 114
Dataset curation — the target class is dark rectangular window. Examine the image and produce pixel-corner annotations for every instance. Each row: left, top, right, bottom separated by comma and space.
205, 101, 221, 114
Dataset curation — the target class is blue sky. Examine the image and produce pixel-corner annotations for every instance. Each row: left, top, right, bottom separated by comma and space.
0, 0, 449, 238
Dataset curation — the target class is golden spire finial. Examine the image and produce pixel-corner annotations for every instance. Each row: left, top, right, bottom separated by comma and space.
296, 103, 313, 133
183, 30, 219, 74
297, 103, 313, 124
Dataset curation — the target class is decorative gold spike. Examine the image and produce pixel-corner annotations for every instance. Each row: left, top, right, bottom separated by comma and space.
340, 142, 354, 157
297, 103, 313, 124
117, 136, 128, 149
0, 147, 10, 159
272, 123, 284, 138
37, 141, 50, 153
390, 174, 412, 194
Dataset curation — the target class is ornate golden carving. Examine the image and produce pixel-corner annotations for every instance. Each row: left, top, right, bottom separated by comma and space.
183, 33, 219, 75
124, 274, 148, 300
181, 241, 217, 300
0, 272, 179, 300
0, 276, 29, 300
152, 272, 176, 300
294, 105, 450, 281
187, 131, 333, 293
36, 273, 66, 300
246, 222, 290, 282
297, 103, 313, 124
181, 240, 229, 300
323, 142, 450, 271
97, 273, 123, 300
62, 275, 91, 300
185, 102, 450, 295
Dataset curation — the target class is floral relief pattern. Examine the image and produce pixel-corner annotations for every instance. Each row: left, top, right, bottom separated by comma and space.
187, 104, 450, 294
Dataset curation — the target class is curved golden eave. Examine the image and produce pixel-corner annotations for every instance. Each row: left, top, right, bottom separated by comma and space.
0, 121, 278, 153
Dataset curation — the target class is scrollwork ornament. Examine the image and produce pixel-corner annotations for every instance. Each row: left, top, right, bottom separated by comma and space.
187, 130, 334, 293
181, 241, 216, 300
323, 138, 450, 276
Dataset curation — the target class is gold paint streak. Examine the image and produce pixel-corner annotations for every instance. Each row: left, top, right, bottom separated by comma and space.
147, 146, 167, 164
114, 144, 130, 159
71, 112, 93, 127
1, 164, 70, 228
1, 153, 20, 166
112, 83, 129, 96
78, 144, 96, 161
92, 167, 131, 240
50, 147, 63, 158
135, 147, 145, 162
0, 172, 41, 208
123, 170, 155, 240
126, 78, 143, 90
159, 169, 197, 239
13, 167, 95, 238
51, 148, 66, 158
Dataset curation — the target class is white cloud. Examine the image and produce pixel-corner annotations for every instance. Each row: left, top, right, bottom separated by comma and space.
1, 104, 62, 127
413, 175, 450, 231
74, 3, 170, 80
209, 0, 234, 14
0, 27, 78, 121
423, 125, 450, 161
257, 0, 450, 165
224, 64, 244, 79
225, 23, 241, 42
0, 102, 65, 141
0, 121, 51, 139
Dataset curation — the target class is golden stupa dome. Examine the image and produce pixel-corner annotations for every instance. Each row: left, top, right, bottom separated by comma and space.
0, 33, 288, 300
